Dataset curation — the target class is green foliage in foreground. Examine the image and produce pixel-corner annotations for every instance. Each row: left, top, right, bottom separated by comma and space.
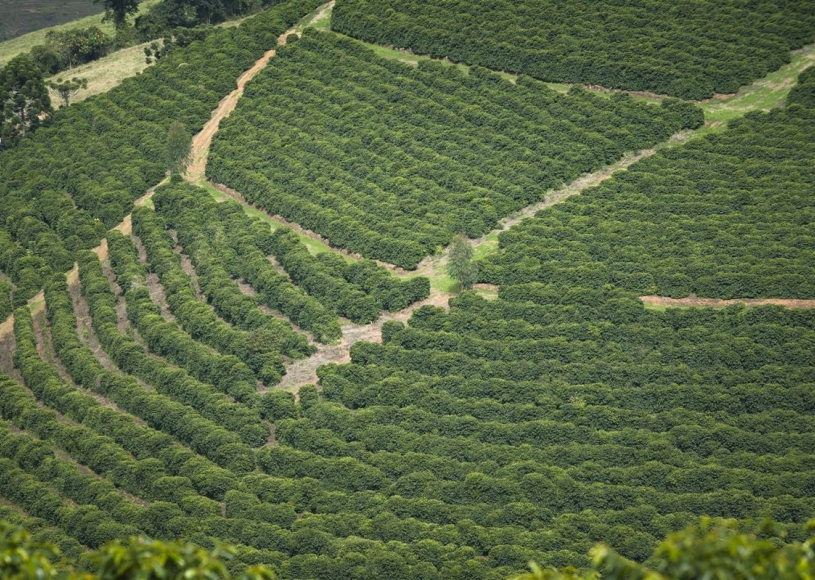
514, 519, 815, 580
3, 517, 815, 580
480, 69, 815, 299
209, 30, 700, 269
0, 520, 274, 579
332, 0, 815, 100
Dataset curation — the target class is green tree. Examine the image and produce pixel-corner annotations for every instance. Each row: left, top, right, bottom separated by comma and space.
45, 27, 110, 69
0, 522, 60, 580
514, 518, 815, 580
48, 77, 88, 108
0, 54, 52, 144
446, 234, 478, 290
166, 121, 192, 175
93, 0, 141, 29
0, 520, 276, 580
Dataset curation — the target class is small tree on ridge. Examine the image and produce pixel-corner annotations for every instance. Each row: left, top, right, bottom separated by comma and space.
447, 234, 478, 290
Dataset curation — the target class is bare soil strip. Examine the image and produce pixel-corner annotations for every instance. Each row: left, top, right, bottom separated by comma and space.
641, 295, 815, 309
186, 4, 334, 182
277, 292, 452, 392
407, 131, 695, 280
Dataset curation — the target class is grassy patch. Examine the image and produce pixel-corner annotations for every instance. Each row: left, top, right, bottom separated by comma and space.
198, 181, 346, 259
641, 302, 671, 312
290, 1, 334, 36
306, 8, 332, 31
701, 43, 815, 127
429, 273, 457, 294
47, 40, 156, 106
475, 288, 499, 300
473, 233, 500, 261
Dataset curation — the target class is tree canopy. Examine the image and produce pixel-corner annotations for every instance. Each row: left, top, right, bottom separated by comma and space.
0, 54, 52, 143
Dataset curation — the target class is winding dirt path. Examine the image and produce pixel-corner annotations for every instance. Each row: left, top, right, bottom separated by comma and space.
0, 0, 316, 342
277, 292, 452, 392
186, 2, 334, 182
2, 0, 812, 394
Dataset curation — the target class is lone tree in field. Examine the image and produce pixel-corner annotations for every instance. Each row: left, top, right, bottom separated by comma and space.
447, 234, 478, 290
166, 121, 192, 175
48, 77, 88, 108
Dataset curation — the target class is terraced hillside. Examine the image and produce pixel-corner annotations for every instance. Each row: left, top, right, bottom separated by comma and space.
0, 0, 327, 307
207, 30, 702, 269
479, 76, 815, 299
0, 0, 814, 577
332, 0, 815, 99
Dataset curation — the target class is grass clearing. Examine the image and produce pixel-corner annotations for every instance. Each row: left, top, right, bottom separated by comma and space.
701, 42, 815, 128
198, 180, 344, 259
475, 288, 499, 300
428, 272, 457, 294
290, 1, 335, 36
47, 40, 157, 106
304, 6, 332, 31
642, 303, 672, 312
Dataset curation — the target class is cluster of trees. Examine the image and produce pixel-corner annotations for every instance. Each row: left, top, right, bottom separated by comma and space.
332, 0, 815, 99
480, 74, 815, 299
133, 0, 298, 40
30, 26, 111, 75
27, 0, 308, 76
0, 54, 52, 144
0, 0, 326, 315
208, 31, 701, 268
